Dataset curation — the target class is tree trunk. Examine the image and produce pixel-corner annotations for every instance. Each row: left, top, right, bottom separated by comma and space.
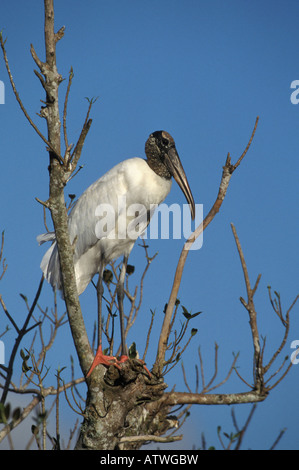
75, 362, 171, 450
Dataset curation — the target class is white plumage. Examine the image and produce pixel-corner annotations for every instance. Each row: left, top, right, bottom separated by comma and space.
38, 157, 172, 295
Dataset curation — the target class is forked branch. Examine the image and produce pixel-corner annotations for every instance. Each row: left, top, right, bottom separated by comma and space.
231, 223, 263, 391
154, 117, 259, 375
155, 219, 297, 409
0, 32, 63, 161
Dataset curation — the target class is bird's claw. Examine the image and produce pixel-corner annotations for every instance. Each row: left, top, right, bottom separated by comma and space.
86, 344, 121, 377
86, 346, 151, 378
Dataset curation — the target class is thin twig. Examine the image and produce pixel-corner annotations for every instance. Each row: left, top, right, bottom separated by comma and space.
0, 33, 63, 162
198, 347, 205, 391
181, 362, 192, 393
234, 404, 257, 450
63, 67, 74, 153
269, 428, 286, 450
142, 309, 155, 361
232, 117, 259, 171
70, 97, 97, 169
233, 366, 252, 389
0, 231, 7, 281
231, 223, 263, 392
0, 295, 20, 333
206, 353, 239, 393
264, 294, 298, 377
205, 343, 219, 390
1, 276, 44, 404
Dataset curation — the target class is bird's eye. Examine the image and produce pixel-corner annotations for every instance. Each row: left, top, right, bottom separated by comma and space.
162, 138, 169, 147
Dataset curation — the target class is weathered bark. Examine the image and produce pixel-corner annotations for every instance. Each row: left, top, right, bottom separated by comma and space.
36, 1, 178, 450
75, 362, 171, 450
34, 0, 93, 376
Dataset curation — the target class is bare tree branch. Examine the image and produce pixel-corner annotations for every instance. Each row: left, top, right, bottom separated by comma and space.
162, 390, 266, 407
119, 434, 183, 446
39, 0, 93, 377
0, 231, 7, 281
63, 67, 74, 151
69, 97, 96, 171
230, 223, 263, 391
0, 276, 44, 404
0, 395, 40, 443
154, 117, 259, 376
0, 32, 63, 162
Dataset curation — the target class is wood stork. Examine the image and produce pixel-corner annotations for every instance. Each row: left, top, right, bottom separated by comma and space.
38, 130, 195, 376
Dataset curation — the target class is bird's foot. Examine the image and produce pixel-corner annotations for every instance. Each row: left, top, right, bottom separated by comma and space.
86, 347, 152, 378
118, 354, 129, 364
86, 344, 121, 377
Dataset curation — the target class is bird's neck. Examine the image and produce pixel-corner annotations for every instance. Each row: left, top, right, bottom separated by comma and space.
146, 157, 172, 180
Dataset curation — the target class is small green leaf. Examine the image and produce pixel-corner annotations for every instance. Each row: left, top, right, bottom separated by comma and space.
182, 306, 191, 319
175, 353, 181, 363
103, 269, 113, 284
191, 328, 198, 336
128, 342, 137, 359
182, 306, 202, 320
190, 311, 202, 319
22, 361, 31, 373
20, 349, 26, 360
12, 407, 21, 422
0, 403, 7, 423
4, 403, 10, 420
31, 425, 39, 436
150, 309, 155, 317
106, 305, 113, 315
38, 411, 47, 422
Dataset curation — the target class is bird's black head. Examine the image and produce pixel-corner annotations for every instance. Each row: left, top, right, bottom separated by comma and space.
149, 130, 176, 151
145, 130, 176, 179
145, 130, 195, 220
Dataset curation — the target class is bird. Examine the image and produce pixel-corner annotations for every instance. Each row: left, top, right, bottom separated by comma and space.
38, 130, 195, 377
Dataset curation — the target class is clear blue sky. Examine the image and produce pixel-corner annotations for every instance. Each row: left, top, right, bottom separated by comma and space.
1, 0, 299, 450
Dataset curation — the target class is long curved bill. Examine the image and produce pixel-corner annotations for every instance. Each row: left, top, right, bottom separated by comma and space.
165, 147, 195, 220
